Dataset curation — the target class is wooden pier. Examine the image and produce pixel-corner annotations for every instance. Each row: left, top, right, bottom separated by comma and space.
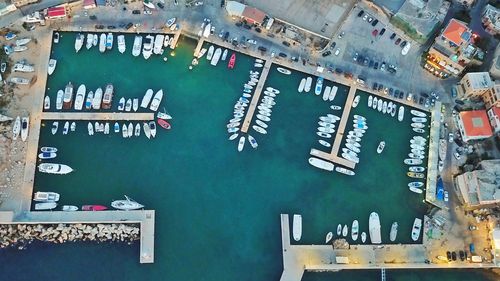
310, 86, 358, 169
193, 38, 205, 57
241, 60, 273, 133
42, 112, 155, 121
170, 28, 182, 50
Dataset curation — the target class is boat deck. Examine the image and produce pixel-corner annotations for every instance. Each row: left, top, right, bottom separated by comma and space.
42, 112, 155, 121
241, 60, 273, 133
309, 85, 357, 170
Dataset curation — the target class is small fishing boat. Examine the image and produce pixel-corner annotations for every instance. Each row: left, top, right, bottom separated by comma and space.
149, 121, 157, 138
319, 139, 331, 148
104, 122, 110, 135
166, 17, 176, 28
369, 212, 381, 244
382, 101, 387, 114
86, 33, 93, 49
325, 232, 333, 244
117, 34, 126, 54
352, 95, 360, 108
255, 119, 268, 129
142, 35, 154, 59
337, 224, 342, 236
372, 97, 378, 110
398, 106, 405, 122
368, 95, 373, 107
85, 91, 94, 110
277, 67, 291, 75
114, 122, 120, 133
330, 105, 341, 111
237, 136, 246, 152
409, 186, 423, 194
35, 202, 57, 210
63, 82, 74, 109
361, 232, 367, 243
111, 195, 144, 210
127, 123, 133, 138
88, 122, 94, 136
62, 205, 78, 211
293, 214, 302, 241
253, 125, 267, 135
314, 77, 323, 95
38, 152, 57, 159
21, 116, 29, 141
196, 48, 207, 59
228, 133, 239, 141
122, 124, 128, 138
342, 225, 348, 237
99, 33, 106, 53
53, 32, 59, 43
411, 123, 425, 129
62, 121, 69, 135
141, 89, 154, 108
248, 135, 258, 149
38, 163, 73, 174
47, 59, 57, 75
43, 96, 50, 110
106, 32, 113, 50
50, 121, 59, 135
158, 119, 171, 130
335, 167, 355, 176
117, 97, 126, 111
412, 117, 427, 123
308, 157, 334, 171
390, 222, 398, 242
227, 53, 236, 69
322, 86, 331, 101
82, 205, 107, 211
411, 110, 426, 117
132, 35, 142, 57
351, 220, 359, 241
134, 123, 141, 136
409, 167, 425, 173
206, 46, 215, 60
328, 86, 338, 101
210, 47, 222, 66
304, 77, 312, 92
377, 141, 385, 154
377, 99, 383, 111
40, 147, 57, 153
125, 98, 132, 112
74, 33, 84, 52
413, 128, 425, 133
133, 98, 139, 112
74, 84, 86, 110
92, 87, 103, 110
33, 192, 60, 202
221, 49, 228, 61
411, 218, 422, 241
149, 89, 164, 112
256, 114, 270, 122
317, 132, 332, 138
56, 90, 63, 110
298, 78, 306, 93
407, 172, 425, 179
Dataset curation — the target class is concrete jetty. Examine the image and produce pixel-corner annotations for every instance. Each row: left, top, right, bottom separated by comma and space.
193, 38, 205, 57
170, 28, 182, 50
310, 85, 357, 169
241, 60, 273, 133
42, 112, 155, 121
424, 101, 442, 208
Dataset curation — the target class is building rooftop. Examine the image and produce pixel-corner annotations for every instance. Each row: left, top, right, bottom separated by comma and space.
459, 110, 493, 138
466, 72, 493, 89
442, 19, 470, 46
242, 6, 266, 24
456, 160, 500, 206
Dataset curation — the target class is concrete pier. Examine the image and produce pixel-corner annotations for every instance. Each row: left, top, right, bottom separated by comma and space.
425, 101, 442, 208
170, 29, 182, 50
309, 86, 357, 170
193, 38, 205, 57
42, 112, 155, 121
241, 60, 273, 133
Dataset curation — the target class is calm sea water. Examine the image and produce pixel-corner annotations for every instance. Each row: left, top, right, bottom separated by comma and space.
0, 32, 494, 280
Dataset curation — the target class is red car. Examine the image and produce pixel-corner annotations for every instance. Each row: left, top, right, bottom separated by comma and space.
372, 29, 378, 37
395, 38, 401, 45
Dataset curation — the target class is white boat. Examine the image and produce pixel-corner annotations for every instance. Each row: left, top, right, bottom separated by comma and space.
62, 205, 78, 211
411, 123, 425, 129
153, 34, 164, 55
315, 77, 323, 95
206, 45, 215, 60
92, 87, 103, 110
117, 34, 126, 53
277, 67, 291, 75
141, 89, 154, 108
377, 99, 383, 111
361, 232, 367, 243
253, 125, 267, 134
41, 147, 57, 154
308, 157, 334, 171
43, 96, 50, 110
117, 97, 125, 111
319, 139, 331, 148
369, 212, 381, 244
47, 59, 57, 75
62, 121, 69, 135
106, 33, 113, 50
322, 86, 331, 101
134, 123, 141, 137
412, 117, 427, 123
342, 148, 358, 157
21, 116, 29, 141
387, 102, 393, 114
409, 167, 425, 172
346, 143, 360, 153
254, 63, 263, 68
149, 89, 164, 112
15, 37, 31, 46
368, 95, 373, 107
398, 106, 405, 122
35, 202, 57, 210
317, 132, 331, 138
86, 33, 93, 49
293, 214, 302, 241
114, 122, 120, 133
228, 133, 238, 141
438, 160, 444, 172
88, 122, 94, 135
391, 104, 397, 117
352, 95, 360, 108
342, 225, 348, 237
237, 136, 245, 152
56, 90, 63, 110
377, 141, 385, 154
335, 166, 355, 176
111, 195, 144, 210
33, 192, 60, 202
255, 119, 268, 129
133, 98, 139, 112
122, 124, 128, 138
330, 105, 341, 110
85, 91, 93, 110
51, 121, 58, 135
166, 17, 176, 28
248, 135, 258, 149
337, 224, 342, 235
390, 222, 398, 242
328, 86, 338, 101
409, 186, 423, 194
132, 35, 142, 57
257, 114, 270, 122
203, 23, 211, 38
304, 77, 312, 92
382, 101, 387, 114
411, 218, 422, 241
128, 123, 133, 138
74, 84, 86, 110
351, 220, 359, 241
63, 82, 74, 109
318, 127, 334, 134
38, 152, 57, 159
93, 34, 98, 46
197, 48, 207, 59
404, 158, 423, 165
38, 163, 73, 174
74, 33, 84, 52
99, 33, 106, 53
210, 48, 222, 66
411, 110, 426, 117
149, 121, 157, 138
372, 97, 378, 110
104, 122, 110, 135
325, 232, 333, 244
125, 98, 132, 112
142, 35, 154, 59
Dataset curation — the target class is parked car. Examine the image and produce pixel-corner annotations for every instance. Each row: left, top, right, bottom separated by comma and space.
451, 251, 457, 261
380, 28, 386, 35
224, 32, 230, 41
447, 251, 452, 261
334, 48, 340, 56
444, 191, 449, 202
454, 152, 461, 160
157, 2, 164, 9
353, 52, 359, 61
330, 42, 336, 49
389, 88, 394, 96
132, 10, 141, 14
373, 82, 378, 90
257, 46, 267, 52
407, 92, 413, 101
390, 33, 396, 40
144, 9, 152, 15
400, 41, 407, 48
368, 17, 373, 23
459, 250, 465, 261
448, 133, 454, 143
368, 60, 374, 68
399, 91, 404, 99
378, 83, 383, 91
372, 29, 378, 36
395, 38, 401, 45
322, 51, 331, 57
278, 52, 287, 58
247, 39, 257, 44
358, 10, 365, 17
363, 14, 368, 21
374, 62, 379, 69
371, 19, 379, 26
95, 24, 105, 29
338, 31, 345, 39
125, 22, 133, 30
394, 89, 400, 97
282, 41, 290, 47
419, 97, 424, 105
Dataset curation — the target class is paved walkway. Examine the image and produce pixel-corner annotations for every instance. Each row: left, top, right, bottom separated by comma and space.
425, 101, 442, 208
241, 60, 273, 133
42, 112, 154, 121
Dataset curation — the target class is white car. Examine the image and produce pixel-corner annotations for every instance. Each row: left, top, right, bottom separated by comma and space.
448, 133, 454, 143
247, 39, 257, 45
444, 191, 449, 202
453, 152, 461, 160
144, 10, 152, 15
334, 48, 340, 56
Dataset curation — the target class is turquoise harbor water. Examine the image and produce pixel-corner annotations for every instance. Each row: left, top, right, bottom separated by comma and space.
0, 32, 495, 280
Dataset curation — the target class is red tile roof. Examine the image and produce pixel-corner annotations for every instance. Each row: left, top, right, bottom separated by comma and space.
460, 110, 493, 138
47, 7, 66, 18
242, 7, 266, 24
442, 19, 468, 46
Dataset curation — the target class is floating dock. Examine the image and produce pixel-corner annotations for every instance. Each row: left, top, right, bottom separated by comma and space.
241, 60, 273, 133
42, 112, 155, 121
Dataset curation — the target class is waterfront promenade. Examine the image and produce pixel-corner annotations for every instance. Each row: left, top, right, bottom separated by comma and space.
42, 112, 154, 121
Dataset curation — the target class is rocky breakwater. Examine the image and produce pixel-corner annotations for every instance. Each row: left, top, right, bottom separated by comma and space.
0, 223, 140, 249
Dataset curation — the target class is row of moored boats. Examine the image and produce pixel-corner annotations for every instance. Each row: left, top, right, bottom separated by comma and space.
404, 109, 429, 194
367, 94, 405, 122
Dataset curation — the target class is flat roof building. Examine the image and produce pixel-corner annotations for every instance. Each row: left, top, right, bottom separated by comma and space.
482, 4, 500, 36
225, 1, 267, 25
458, 72, 494, 100
455, 159, 500, 209
487, 106, 500, 133
456, 110, 493, 142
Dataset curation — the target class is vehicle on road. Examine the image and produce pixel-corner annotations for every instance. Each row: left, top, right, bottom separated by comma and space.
390, 33, 396, 40
338, 31, 345, 39
330, 42, 336, 49
282, 41, 290, 47
372, 29, 378, 36
395, 38, 401, 45
358, 10, 365, 17
322, 51, 331, 57
334, 48, 340, 56
407, 92, 413, 101
401, 41, 407, 48
132, 10, 140, 15
247, 39, 257, 44
371, 19, 378, 26
448, 133, 454, 143
380, 28, 386, 35
454, 152, 461, 160
363, 14, 368, 21
353, 52, 359, 61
